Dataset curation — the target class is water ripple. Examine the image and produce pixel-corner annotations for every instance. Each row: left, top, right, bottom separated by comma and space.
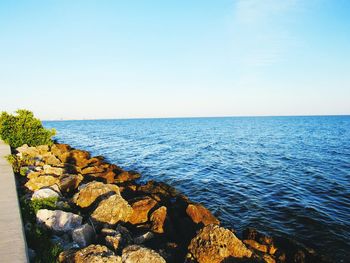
44, 116, 350, 261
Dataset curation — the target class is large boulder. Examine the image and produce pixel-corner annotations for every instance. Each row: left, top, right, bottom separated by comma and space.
42, 152, 62, 166
36, 209, 82, 233
58, 174, 83, 193
91, 194, 133, 225
59, 244, 121, 263
51, 144, 71, 161
186, 203, 220, 226
150, 206, 167, 234
25, 175, 59, 191
72, 224, 95, 248
187, 224, 252, 263
16, 144, 48, 158
43, 165, 65, 176
31, 188, 60, 200
128, 196, 157, 225
122, 245, 166, 263
60, 149, 91, 168
72, 181, 120, 208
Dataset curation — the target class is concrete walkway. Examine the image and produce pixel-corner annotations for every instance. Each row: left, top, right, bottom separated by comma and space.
0, 140, 28, 262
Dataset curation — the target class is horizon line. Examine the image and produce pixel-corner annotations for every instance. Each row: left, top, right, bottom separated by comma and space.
42, 114, 350, 122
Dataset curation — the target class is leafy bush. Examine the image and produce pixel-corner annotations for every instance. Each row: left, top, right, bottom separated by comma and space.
6, 154, 34, 173
0, 109, 55, 148
20, 196, 59, 223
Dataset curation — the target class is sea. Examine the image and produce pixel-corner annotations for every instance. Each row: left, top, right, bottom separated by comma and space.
44, 116, 350, 262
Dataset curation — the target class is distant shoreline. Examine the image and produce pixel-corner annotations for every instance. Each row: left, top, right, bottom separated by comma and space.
43, 114, 350, 122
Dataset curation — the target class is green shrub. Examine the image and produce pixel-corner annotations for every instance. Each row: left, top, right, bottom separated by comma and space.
6, 154, 34, 173
0, 109, 55, 148
20, 196, 59, 223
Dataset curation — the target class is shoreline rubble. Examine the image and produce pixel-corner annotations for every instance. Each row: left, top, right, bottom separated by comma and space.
10, 143, 332, 263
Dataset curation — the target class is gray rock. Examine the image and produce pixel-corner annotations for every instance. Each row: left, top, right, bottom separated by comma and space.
36, 209, 82, 233
72, 224, 95, 247
31, 188, 60, 200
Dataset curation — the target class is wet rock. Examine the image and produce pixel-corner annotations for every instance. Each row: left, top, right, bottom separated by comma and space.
43, 165, 64, 176
91, 194, 133, 225
128, 196, 157, 225
72, 181, 120, 208
72, 224, 95, 248
187, 224, 252, 263
59, 244, 121, 263
243, 228, 273, 245
114, 171, 141, 183
31, 188, 60, 200
150, 206, 167, 233
137, 181, 178, 201
36, 209, 82, 233
25, 175, 59, 191
243, 228, 278, 255
59, 174, 83, 193
186, 203, 220, 226
243, 239, 268, 253
122, 245, 166, 263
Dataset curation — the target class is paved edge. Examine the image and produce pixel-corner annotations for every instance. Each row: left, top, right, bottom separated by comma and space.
0, 140, 28, 262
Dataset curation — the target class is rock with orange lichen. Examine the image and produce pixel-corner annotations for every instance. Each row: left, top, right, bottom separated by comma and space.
150, 206, 167, 233
72, 181, 120, 208
91, 194, 133, 225
186, 203, 220, 226
187, 224, 252, 263
59, 244, 121, 263
128, 196, 158, 225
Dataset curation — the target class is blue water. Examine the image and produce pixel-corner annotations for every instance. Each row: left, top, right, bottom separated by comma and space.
44, 116, 350, 261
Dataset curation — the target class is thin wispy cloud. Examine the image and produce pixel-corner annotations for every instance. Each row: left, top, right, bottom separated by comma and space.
231, 0, 304, 67
234, 0, 300, 26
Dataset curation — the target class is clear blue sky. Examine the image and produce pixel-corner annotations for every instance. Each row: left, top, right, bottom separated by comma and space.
0, 0, 349, 120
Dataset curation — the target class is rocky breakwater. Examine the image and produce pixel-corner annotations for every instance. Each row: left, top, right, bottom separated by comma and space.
12, 143, 332, 263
